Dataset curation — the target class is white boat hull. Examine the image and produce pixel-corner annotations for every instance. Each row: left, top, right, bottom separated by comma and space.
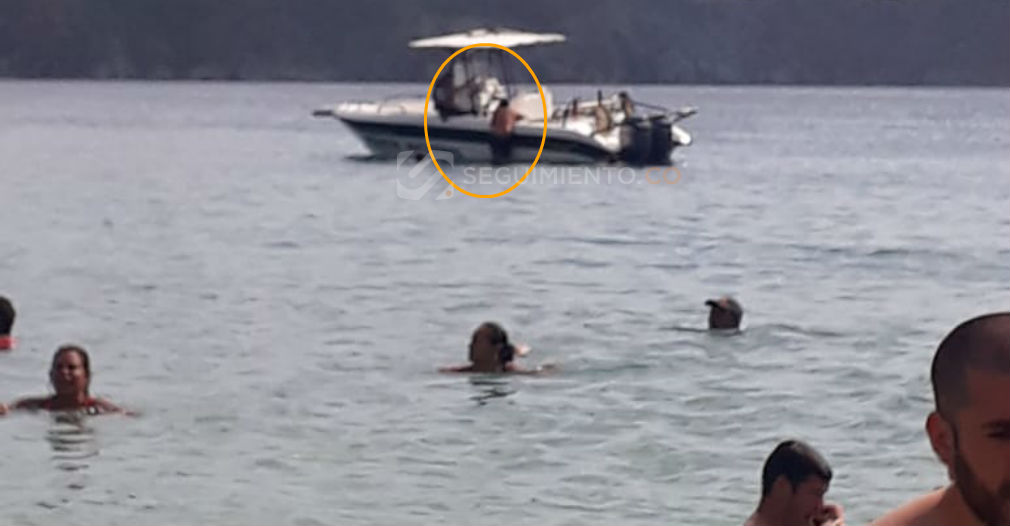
337, 113, 621, 165
312, 28, 695, 166
313, 92, 694, 165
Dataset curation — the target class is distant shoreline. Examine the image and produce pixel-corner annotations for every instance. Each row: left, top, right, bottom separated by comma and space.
1, 77, 1007, 89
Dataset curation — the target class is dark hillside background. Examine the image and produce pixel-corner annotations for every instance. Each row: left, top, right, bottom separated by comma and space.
1, 0, 1007, 85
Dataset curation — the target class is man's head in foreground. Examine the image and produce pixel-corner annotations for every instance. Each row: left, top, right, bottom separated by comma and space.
927, 312, 1010, 526
750, 439, 838, 526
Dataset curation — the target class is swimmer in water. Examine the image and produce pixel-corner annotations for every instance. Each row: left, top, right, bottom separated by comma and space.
440, 322, 545, 374
707, 295, 743, 330
0, 294, 15, 351
7, 344, 126, 414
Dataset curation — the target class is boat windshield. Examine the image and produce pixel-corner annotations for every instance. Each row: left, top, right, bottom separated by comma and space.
433, 50, 508, 119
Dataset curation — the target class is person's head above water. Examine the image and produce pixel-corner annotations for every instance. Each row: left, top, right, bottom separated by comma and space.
469, 321, 516, 371
0, 295, 15, 350
50, 344, 92, 397
872, 312, 1010, 526
0, 295, 15, 335
928, 312, 1010, 525
706, 296, 743, 330
439, 321, 542, 374
8, 344, 125, 414
747, 439, 840, 526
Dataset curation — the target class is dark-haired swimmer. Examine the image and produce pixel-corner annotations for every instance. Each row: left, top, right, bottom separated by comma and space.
707, 295, 743, 330
8, 344, 127, 415
0, 294, 15, 351
439, 322, 550, 374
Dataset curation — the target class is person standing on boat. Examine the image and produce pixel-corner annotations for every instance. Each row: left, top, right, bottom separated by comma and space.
619, 91, 635, 117
489, 99, 523, 165
434, 72, 455, 120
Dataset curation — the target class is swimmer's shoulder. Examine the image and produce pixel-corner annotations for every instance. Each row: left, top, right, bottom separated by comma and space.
89, 397, 126, 414
871, 488, 946, 526
438, 364, 475, 373
10, 396, 50, 411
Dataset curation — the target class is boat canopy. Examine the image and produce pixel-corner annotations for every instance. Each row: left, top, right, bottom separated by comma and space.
408, 28, 566, 49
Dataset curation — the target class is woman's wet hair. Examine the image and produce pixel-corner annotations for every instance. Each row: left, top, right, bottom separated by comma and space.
50, 344, 92, 391
479, 322, 517, 365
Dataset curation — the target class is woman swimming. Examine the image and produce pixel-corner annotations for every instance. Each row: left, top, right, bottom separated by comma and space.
439, 322, 545, 374
7, 344, 126, 414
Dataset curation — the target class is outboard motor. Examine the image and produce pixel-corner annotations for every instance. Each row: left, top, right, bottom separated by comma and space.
647, 115, 673, 164
618, 116, 652, 165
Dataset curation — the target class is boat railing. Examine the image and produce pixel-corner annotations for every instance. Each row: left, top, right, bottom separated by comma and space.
377, 101, 409, 114
554, 94, 697, 124
633, 100, 698, 122
335, 98, 415, 115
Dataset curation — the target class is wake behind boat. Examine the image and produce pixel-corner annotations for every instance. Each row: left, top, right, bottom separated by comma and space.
313, 28, 696, 165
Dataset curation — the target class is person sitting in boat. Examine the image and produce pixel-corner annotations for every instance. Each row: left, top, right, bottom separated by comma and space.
439, 322, 541, 374
433, 71, 456, 120
593, 103, 613, 134
6, 344, 127, 414
619, 91, 635, 117
434, 71, 475, 120
435, 62, 489, 120
489, 99, 524, 164
473, 76, 506, 116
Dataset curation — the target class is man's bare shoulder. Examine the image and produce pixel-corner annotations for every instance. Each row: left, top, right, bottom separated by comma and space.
871, 489, 946, 526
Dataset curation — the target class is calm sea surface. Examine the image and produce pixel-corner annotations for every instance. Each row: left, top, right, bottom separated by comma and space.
0, 81, 1008, 525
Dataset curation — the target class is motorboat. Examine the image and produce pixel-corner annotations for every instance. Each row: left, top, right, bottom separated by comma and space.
312, 28, 696, 165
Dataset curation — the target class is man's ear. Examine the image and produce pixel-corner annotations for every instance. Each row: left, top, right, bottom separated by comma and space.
926, 411, 956, 472
769, 474, 791, 499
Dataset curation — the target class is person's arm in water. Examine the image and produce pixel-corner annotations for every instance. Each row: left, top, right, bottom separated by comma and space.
91, 397, 127, 414
501, 343, 547, 374
8, 396, 133, 415
504, 361, 557, 375
438, 364, 475, 373
9, 397, 48, 410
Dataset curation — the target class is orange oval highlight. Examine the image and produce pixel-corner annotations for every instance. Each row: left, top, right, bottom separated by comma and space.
422, 43, 547, 199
